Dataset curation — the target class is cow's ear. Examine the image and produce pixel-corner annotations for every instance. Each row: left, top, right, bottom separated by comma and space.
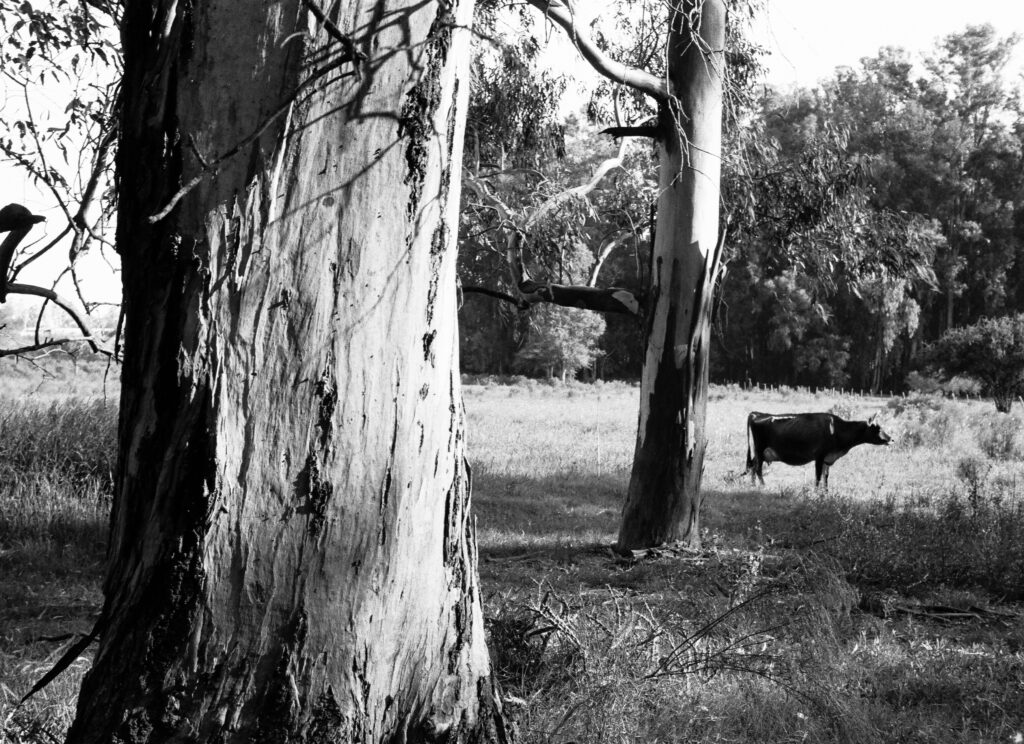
868, 412, 878, 424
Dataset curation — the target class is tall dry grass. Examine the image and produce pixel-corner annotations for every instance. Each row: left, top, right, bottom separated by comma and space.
0, 375, 115, 742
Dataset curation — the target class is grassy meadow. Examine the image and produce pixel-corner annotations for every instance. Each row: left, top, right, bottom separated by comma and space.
2, 360, 1024, 743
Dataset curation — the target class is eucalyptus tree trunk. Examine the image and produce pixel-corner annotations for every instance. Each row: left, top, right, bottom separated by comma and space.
616, 0, 725, 552
67, 2, 510, 742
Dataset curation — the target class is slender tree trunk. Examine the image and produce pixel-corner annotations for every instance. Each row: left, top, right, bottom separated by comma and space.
68, 2, 510, 742
946, 285, 955, 331
616, 0, 725, 552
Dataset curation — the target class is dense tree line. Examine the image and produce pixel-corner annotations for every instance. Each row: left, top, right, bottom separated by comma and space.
459, 23, 1024, 393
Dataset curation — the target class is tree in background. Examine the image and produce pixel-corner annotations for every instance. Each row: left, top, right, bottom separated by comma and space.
713, 24, 1024, 393
715, 111, 940, 392
828, 26, 1024, 338
514, 304, 606, 380
510, 241, 607, 380
67, 1, 510, 741
926, 314, 1024, 412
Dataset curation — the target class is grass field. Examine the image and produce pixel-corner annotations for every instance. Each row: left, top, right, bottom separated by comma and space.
2, 362, 1023, 743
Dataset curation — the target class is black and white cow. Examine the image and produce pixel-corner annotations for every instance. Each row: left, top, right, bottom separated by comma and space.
745, 412, 891, 488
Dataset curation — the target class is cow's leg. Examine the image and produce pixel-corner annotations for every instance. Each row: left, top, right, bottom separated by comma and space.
755, 457, 765, 485
822, 463, 829, 490
814, 459, 824, 488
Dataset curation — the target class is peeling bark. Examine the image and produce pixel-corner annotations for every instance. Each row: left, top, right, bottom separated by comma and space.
616, 0, 726, 551
68, 1, 506, 742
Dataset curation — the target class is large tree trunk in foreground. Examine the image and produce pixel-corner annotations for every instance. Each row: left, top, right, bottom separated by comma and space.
616, 0, 725, 552
68, 2, 509, 742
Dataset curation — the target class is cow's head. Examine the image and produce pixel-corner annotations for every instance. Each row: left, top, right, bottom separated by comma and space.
865, 414, 891, 445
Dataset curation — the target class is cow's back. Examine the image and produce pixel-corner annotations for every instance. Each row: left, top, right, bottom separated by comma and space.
749, 412, 834, 466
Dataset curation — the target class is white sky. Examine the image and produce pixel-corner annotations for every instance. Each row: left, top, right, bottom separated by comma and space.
3, 1, 1024, 308
758, 0, 1024, 87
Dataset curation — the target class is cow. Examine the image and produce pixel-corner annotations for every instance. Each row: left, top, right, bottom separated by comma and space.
745, 411, 891, 488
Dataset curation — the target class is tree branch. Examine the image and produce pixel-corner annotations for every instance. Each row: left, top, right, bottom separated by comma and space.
462, 285, 529, 309
601, 125, 661, 139
462, 171, 514, 224
6, 283, 111, 356
589, 232, 629, 287
11, 224, 72, 281
518, 281, 642, 315
0, 339, 85, 359
525, 0, 668, 101
298, 0, 367, 72
524, 137, 631, 230
463, 277, 641, 316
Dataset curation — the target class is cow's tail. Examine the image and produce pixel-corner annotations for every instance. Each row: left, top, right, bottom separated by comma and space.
745, 413, 755, 474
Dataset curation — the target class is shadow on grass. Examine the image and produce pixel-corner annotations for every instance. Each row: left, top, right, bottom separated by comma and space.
473, 467, 1024, 602
473, 470, 624, 542
472, 469, 762, 591
472, 467, 786, 554
707, 483, 1024, 601
0, 486, 107, 646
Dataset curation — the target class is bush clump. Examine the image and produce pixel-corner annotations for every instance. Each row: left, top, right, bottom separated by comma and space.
973, 412, 1022, 460
885, 395, 957, 450
924, 313, 1024, 412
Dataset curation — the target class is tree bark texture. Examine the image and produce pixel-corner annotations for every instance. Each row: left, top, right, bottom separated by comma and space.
67, 2, 509, 743
616, 0, 726, 551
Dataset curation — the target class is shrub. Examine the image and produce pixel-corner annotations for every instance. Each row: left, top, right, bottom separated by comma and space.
904, 370, 942, 394
887, 396, 957, 450
924, 313, 1024, 412
974, 413, 1021, 460
885, 393, 944, 418
955, 456, 991, 509
829, 399, 856, 420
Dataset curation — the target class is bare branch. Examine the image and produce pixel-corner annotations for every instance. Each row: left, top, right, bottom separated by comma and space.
6, 283, 112, 356
524, 137, 630, 230
525, 0, 668, 101
11, 224, 72, 281
71, 119, 118, 242
0, 339, 85, 359
298, 0, 366, 71
589, 232, 629, 287
19, 82, 77, 226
